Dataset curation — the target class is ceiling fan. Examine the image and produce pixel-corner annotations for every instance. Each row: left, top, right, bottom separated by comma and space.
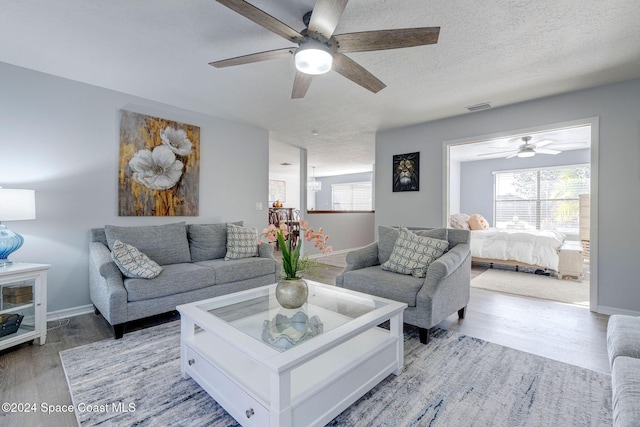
209, 0, 440, 99
478, 136, 562, 159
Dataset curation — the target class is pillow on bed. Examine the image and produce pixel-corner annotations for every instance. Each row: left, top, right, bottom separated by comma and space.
449, 213, 470, 230
469, 214, 489, 230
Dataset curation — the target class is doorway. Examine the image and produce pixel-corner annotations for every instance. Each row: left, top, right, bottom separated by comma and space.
444, 118, 599, 310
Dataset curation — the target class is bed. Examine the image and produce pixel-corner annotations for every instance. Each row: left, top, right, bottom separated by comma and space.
470, 228, 565, 271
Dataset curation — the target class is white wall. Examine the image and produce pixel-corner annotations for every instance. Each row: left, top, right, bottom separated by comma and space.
304, 212, 375, 255
0, 62, 270, 315
376, 78, 640, 314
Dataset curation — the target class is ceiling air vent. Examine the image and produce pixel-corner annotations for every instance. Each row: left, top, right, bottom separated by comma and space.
466, 102, 492, 112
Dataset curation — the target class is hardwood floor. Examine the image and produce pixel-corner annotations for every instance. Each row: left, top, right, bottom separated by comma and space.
0, 261, 609, 427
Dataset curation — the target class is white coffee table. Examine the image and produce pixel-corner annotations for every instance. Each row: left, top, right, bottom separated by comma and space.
177, 280, 407, 427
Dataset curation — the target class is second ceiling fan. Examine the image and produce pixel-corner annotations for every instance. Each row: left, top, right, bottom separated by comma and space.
210, 0, 440, 99
478, 136, 562, 159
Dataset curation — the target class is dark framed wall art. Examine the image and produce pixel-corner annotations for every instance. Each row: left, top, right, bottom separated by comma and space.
393, 152, 420, 192
118, 110, 200, 216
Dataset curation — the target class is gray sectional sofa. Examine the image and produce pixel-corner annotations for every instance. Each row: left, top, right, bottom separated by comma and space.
607, 314, 640, 426
89, 222, 279, 338
336, 226, 471, 344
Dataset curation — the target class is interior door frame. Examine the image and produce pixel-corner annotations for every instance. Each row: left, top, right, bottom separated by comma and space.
442, 117, 599, 312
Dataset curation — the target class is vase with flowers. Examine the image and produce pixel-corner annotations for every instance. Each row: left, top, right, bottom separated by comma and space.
261, 219, 332, 308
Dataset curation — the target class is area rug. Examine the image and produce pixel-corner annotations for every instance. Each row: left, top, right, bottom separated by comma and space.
472, 268, 590, 306
60, 321, 611, 426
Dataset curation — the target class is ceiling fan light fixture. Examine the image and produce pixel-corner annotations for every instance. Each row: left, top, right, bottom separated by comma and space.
517, 147, 536, 158
295, 39, 332, 75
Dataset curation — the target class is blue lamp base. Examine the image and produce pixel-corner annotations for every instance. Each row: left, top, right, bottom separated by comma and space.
0, 224, 24, 266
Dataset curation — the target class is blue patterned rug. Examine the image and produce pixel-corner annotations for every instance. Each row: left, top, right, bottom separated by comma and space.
60, 321, 611, 426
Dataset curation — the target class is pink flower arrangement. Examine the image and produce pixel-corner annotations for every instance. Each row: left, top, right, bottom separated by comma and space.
260, 219, 332, 279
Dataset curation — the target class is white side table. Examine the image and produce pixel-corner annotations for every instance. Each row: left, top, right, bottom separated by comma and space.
557, 241, 584, 281
0, 263, 50, 351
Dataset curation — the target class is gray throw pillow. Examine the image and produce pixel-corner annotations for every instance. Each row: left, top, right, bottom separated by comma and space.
111, 240, 163, 279
104, 222, 190, 265
224, 224, 259, 260
378, 225, 448, 264
381, 226, 449, 278
188, 221, 243, 262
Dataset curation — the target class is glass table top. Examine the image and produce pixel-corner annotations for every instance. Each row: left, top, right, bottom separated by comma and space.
196, 282, 388, 352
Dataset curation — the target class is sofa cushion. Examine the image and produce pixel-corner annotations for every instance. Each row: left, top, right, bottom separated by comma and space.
607, 315, 640, 365
196, 257, 276, 285
224, 224, 259, 260
111, 240, 163, 279
123, 263, 215, 302
378, 225, 448, 265
188, 221, 243, 262
381, 226, 448, 278
105, 222, 191, 265
340, 266, 424, 307
611, 356, 640, 427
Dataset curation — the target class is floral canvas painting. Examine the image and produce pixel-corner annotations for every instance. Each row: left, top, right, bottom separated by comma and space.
393, 152, 420, 192
118, 110, 200, 216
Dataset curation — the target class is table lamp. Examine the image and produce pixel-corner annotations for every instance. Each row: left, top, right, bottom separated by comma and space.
0, 188, 36, 266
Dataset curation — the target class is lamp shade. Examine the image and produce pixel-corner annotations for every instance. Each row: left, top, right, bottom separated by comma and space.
0, 189, 36, 221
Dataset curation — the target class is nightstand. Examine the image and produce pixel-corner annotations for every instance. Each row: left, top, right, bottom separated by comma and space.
557, 242, 584, 281
0, 263, 50, 350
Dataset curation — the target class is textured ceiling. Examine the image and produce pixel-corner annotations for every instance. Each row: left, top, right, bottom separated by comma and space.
1, 1, 639, 177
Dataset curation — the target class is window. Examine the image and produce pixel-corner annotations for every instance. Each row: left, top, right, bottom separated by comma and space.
493, 165, 590, 233
331, 182, 372, 211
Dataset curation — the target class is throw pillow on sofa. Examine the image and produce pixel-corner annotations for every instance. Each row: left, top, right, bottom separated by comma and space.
378, 225, 448, 265
104, 222, 191, 265
225, 224, 259, 260
188, 221, 243, 262
381, 226, 449, 278
111, 239, 163, 279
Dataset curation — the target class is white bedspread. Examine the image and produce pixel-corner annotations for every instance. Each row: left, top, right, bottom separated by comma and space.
471, 228, 565, 271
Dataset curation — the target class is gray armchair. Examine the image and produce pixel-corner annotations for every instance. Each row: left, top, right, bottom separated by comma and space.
336, 226, 471, 344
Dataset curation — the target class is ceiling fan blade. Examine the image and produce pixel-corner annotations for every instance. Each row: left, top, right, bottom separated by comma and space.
216, 0, 305, 43
209, 47, 295, 68
506, 152, 519, 159
291, 71, 313, 99
332, 52, 386, 93
333, 27, 440, 53
308, 0, 349, 40
536, 148, 561, 155
477, 150, 516, 157
534, 140, 553, 148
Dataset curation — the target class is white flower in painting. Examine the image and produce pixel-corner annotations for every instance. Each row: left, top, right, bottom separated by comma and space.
160, 126, 192, 155
129, 145, 184, 190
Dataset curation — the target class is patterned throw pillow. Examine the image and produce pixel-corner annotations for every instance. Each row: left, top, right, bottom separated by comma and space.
224, 224, 259, 260
111, 240, 163, 279
381, 226, 449, 278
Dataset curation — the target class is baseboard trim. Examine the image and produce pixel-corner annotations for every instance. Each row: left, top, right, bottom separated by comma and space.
47, 304, 94, 322
596, 305, 640, 316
